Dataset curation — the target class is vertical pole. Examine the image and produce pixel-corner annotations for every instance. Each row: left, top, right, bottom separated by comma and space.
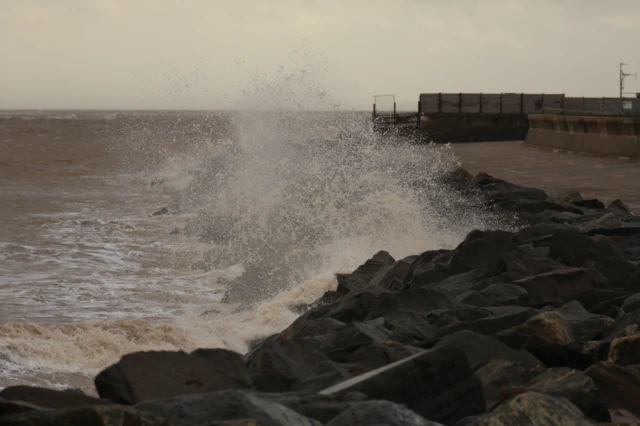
393, 102, 397, 125
373, 103, 376, 120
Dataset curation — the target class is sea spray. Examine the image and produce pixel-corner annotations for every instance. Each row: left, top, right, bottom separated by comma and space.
0, 59, 512, 393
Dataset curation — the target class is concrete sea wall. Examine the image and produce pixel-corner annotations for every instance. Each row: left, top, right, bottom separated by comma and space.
526, 114, 640, 158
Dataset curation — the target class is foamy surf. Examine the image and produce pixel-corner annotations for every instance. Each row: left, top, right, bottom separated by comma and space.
0, 59, 513, 394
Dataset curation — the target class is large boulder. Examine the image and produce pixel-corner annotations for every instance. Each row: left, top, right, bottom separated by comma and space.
320, 345, 485, 424
454, 392, 596, 426
350, 250, 396, 284
0, 405, 167, 426
585, 362, 640, 416
95, 349, 253, 404
0, 386, 111, 410
136, 390, 320, 426
326, 400, 444, 426
608, 335, 640, 365
435, 330, 543, 371
369, 256, 417, 291
245, 337, 349, 392
512, 268, 595, 304
255, 392, 367, 424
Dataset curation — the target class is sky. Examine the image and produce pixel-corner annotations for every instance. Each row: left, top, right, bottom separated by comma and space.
1, 0, 639, 110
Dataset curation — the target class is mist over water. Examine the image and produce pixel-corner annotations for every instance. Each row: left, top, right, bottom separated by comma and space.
0, 62, 512, 392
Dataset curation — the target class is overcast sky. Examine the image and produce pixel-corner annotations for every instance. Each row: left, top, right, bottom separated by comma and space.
1, 0, 639, 110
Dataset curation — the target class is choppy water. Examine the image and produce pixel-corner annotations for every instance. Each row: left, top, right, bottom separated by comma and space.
0, 70, 511, 394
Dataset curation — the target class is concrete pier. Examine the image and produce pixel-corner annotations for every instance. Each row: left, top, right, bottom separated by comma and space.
526, 114, 640, 158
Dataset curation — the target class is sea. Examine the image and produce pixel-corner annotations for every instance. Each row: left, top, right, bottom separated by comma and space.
0, 106, 506, 394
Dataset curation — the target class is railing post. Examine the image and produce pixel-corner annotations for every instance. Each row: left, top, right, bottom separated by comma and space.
393, 102, 397, 125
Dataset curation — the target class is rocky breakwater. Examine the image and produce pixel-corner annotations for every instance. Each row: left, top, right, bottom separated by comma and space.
3, 171, 640, 425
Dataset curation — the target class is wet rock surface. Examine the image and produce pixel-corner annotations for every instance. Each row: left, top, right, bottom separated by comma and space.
4, 171, 640, 425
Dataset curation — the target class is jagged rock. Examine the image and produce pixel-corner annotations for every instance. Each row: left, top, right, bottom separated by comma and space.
280, 317, 345, 341
334, 274, 368, 295
245, 337, 349, 393
317, 322, 392, 363
586, 362, 640, 416
151, 207, 169, 216
608, 199, 633, 217
513, 268, 595, 303
447, 230, 518, 275
326, 400, 444, 426
344, 341, 424, 370
0, 398, 41, 417
622, 293, 640, 313
1, 405, 167, 426
608, 409, 640, 424
0, 386, 110, 411
571, 289, 631, 311
364, 288, 459, 321
553, 301, 614, 342
435, 306, 538, 339
556, 190, 583, 204
454, 392, 596, 426
369, 255, 416, 291
478, 282, 530, 307
425, 269, 493, 297
351, 250, 396, 284
435, 330, 543, 371
256, 392, 367, 424
601, 310, 640, 341
573, 199, 605, 210
499, 311, 574, 345
608, 335, 640, 365
95, 349, 253, 404
320, 345, 485, 424
485, 186, 549, 203
546, 229, 616, 267
136, 390, 320, 426
495, 368, 610, 422
499, 199, 584, 215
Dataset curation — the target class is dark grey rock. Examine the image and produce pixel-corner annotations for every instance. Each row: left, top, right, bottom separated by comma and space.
622, 293, 640, 313
245, 337, 349, 392
151, 207, 169, 216
425, 269, 493, 297
256, 392, 366, 424
1, 405, 167, 426
512, 268, 595, 304
326, 400, 444, 426
478, 282, 530, 307
435, 330, 543, 371
320, 346, 485, 424
0, 386, 111, 411
136, 390, 320, 426
369, 256, 416, 291
95, 349, 253, 404
586, 362, 640, 416
454, 392, 596, 426
351, 251, 395, 284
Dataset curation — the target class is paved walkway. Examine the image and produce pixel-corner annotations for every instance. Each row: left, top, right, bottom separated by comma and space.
452, 141, 640, 212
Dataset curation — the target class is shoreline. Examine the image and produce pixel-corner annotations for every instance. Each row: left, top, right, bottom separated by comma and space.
2, 169, 640, 424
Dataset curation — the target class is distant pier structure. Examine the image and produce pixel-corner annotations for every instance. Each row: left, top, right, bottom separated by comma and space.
373, 93, 640, 142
